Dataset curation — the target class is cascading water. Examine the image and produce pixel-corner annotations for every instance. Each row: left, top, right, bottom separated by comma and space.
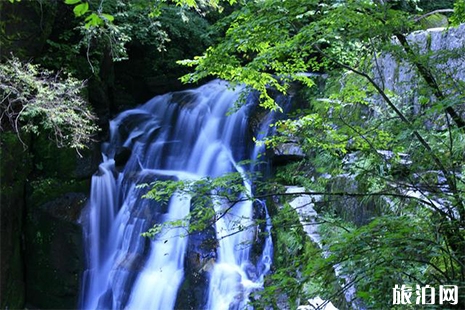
79, 80, 273, 309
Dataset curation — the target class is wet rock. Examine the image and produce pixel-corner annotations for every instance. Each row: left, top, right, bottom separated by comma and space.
74, 142, 102, 179
176, 228, 218, 310
250, 200, 269, 266
175, 195, 218, 310
115, 147, 132, 169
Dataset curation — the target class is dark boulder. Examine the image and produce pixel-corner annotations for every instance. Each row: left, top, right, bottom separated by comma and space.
271, 141, 306, 166
24, 193, 87, 309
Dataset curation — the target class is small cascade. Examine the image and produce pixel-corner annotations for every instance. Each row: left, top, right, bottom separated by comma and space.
79, 80, 273, 309
206, 172, 271, 310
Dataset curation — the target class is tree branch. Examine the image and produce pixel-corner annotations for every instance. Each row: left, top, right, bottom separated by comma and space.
312, 44, 465, 219
413, 9, 454, 23
312, 44, 450, 172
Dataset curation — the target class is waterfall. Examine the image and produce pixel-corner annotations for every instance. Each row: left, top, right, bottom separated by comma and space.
79, 80, 273, 310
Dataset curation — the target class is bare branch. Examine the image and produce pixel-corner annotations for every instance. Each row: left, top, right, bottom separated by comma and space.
414, 9, 454, 23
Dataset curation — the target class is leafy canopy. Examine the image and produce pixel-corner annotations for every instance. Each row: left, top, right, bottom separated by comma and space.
64, 0, 237, 29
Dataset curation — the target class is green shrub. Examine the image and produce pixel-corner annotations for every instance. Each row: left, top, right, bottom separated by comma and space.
0, 57, 98, 152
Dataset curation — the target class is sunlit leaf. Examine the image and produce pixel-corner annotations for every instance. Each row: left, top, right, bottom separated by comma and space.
73, 2, 89, 17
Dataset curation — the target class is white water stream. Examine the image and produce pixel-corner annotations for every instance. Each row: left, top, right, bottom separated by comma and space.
79, 80, 273, 309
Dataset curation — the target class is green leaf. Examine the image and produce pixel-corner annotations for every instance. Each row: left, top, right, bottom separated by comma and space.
84, 13, 103, 28
101, 13, 114, 22
64, 0, 81, 4
73, 2, 89, 17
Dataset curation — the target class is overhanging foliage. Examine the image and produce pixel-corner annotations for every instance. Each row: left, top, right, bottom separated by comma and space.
0, 57, 98, 152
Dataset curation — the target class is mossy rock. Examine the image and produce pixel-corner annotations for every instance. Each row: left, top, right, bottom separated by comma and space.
323, 175, 385, 226
0, 133, 31, 309
420, 13, 449, 29
27, 134, 98, 207
25, 193, 87, 309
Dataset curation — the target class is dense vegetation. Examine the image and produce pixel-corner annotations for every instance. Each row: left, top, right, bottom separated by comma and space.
175, 0, 465, 308
1, 0, 465, 309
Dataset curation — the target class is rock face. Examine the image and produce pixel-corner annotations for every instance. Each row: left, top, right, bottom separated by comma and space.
373, 24, 465, 115
24, 193, 87, 309
272, 142, 306, 165
284, 187, 347, 310
326, 175, 386, 226
1, 133, 93, 309
286, 187, 321, 245
0, 134, 30, 309
0, 1, 57, 59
